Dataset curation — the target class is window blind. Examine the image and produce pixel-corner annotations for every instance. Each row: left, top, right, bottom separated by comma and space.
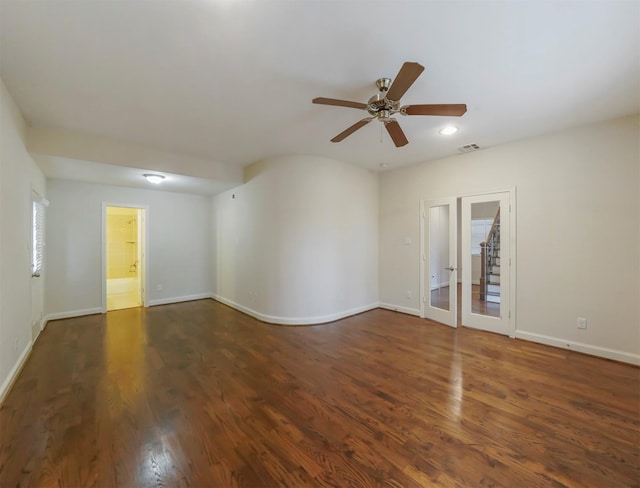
32, 201, 46, 277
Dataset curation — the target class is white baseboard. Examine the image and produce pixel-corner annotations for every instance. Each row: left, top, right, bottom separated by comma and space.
44, 307, 103, 324
147, 293, 213, 307
515, 330, 640, 366
0, 342, 32, 405
212, 294, 378, 325
32, 318, 44, 342
378, 303, 421, 317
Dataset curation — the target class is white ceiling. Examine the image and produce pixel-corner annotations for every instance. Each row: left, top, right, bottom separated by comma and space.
1, 0, 639, 193
33, 154, 234, 195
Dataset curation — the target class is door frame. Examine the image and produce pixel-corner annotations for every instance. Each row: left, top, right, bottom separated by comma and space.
460, 188, 517, 337
419, 188, 517, 337
419, 198, 458, 327
101, 202, 149, 313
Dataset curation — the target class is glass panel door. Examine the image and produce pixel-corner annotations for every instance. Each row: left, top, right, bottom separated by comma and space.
422, 198, 457, 327
461, 192, 511, 335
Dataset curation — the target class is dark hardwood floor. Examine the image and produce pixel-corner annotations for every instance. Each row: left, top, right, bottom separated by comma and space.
1, 300, 638, 487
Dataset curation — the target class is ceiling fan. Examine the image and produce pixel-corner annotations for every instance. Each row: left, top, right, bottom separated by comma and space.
312, 62, 467, 147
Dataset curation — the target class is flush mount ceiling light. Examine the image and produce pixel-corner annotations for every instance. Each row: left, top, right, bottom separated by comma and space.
143, 174, 165, 184
439, 126, 458, 135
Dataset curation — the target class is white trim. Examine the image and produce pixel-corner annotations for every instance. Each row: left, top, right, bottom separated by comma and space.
420, 197, 458, 328
378, 303, 421, 317
515, 330, 640, 366
0, 342, 32, 405
419, 200, 426, 320
460, 189, 516, 337
509, 187, 517, 338
212, 294, 379, 325
148, 293, 213, 307
44, 308, 103, 323
32, 318, 44, 342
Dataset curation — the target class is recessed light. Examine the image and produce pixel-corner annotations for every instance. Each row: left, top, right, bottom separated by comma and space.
143, 174, 165, 184
439, 126, 458, 136
380, 162, 390, 168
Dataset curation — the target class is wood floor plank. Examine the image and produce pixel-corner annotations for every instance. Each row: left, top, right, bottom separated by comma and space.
1, 299, 638, 487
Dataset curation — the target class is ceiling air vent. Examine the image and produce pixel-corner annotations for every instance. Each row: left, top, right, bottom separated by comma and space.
457, 143, 481, 153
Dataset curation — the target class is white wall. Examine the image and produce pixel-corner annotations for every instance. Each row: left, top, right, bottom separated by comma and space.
28, 126, 242, 184
0, 78, 46, 399
45, 180, 212, 317
380, 115, 640, 363
212, 154, 378, 324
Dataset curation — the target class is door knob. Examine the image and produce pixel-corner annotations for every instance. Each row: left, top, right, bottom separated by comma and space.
445, 266, 456, 271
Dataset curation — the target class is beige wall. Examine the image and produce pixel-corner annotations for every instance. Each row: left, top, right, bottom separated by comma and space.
212, 154, 379, 324
379, 115, 640, 363
45, 180, 213, 315
0, 78, 46, 399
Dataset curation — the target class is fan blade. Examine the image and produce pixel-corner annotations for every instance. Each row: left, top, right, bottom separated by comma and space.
331, 118, 373, 142
402, 104, 467, 116
313, 97, 367, 110
385, 120, 409, 147
386, 62, 425, 101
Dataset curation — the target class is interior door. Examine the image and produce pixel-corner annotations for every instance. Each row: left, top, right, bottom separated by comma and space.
461, 192, 512, 336
421, 198, 457, 327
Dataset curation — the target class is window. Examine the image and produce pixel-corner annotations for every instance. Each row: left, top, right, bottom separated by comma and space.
32, 198, 47, 277
470, 218, 494, 255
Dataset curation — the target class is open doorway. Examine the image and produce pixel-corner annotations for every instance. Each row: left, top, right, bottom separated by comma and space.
104, 205, 146, 311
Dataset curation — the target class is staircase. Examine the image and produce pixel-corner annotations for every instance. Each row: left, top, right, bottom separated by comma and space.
480, 209, 500, 303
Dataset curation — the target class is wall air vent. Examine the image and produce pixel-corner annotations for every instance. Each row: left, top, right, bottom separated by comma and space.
457, 143, 481, 153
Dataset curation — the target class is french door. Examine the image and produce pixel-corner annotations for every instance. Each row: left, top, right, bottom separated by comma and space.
461, 191, 514, 336
421, 198, 457, 327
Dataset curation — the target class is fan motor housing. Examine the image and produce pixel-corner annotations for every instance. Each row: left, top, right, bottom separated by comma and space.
367, 78, 401, 117
367, 97, 400, 117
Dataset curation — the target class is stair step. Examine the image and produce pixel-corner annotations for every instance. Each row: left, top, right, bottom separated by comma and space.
487, 284, 500, 293
486, 295, 501, 304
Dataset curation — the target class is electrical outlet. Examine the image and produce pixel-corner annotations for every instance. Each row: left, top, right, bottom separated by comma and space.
156, 284, 163, 291
577, 317, 587, 329
406, 290, 412, 299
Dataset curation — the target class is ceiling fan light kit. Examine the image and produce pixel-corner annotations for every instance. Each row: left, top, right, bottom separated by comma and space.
313, 61, 467, 147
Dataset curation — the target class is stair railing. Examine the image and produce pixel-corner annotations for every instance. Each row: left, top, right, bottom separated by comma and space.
479, 208, 500, 302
